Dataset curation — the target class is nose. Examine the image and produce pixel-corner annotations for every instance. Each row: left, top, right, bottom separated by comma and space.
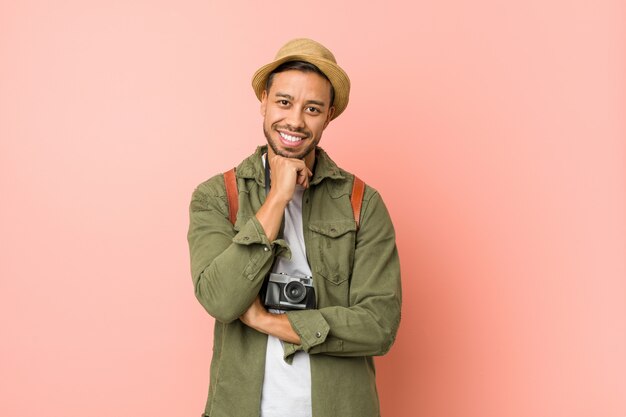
285, 108, 305, 130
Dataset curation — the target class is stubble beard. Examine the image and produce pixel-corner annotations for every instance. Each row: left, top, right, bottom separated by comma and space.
263, 125, 319, 160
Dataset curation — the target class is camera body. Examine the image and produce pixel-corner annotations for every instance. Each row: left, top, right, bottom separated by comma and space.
263, 272, 316, 311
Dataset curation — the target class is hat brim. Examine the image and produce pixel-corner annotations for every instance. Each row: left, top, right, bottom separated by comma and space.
251, 54, 350, 120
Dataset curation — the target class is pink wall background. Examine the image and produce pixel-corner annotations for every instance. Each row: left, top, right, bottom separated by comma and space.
1, 1, 624, 416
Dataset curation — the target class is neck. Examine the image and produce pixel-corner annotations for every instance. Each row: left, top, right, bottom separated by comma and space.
303, 149, 316, 171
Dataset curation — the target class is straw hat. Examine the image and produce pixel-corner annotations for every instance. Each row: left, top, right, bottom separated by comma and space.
251, 38, 351, 120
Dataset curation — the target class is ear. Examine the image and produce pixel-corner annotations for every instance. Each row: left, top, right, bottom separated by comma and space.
260, 90, 268, 117
323, 106, 335, 129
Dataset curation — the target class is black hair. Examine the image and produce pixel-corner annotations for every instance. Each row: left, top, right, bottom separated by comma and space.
265, 61, 335, 106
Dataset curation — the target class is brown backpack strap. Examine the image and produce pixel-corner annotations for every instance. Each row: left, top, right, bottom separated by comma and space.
351, 176, 365, 231
223, 168, 238, 225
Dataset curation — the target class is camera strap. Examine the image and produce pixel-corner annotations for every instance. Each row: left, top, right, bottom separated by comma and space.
264, 153, 271, 196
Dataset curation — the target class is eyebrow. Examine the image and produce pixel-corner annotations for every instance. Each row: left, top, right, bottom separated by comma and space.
275, 92, 327, 108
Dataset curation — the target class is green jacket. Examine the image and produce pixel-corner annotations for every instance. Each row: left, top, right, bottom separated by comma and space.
187, 146, 402, 417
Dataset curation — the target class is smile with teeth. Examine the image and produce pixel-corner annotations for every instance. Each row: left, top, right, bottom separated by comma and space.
279, 131, 305, 143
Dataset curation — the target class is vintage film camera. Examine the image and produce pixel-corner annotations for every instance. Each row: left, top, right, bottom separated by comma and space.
263, 272, 316, 311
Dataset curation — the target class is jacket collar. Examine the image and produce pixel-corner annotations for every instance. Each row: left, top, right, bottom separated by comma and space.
236, 146, 345, 187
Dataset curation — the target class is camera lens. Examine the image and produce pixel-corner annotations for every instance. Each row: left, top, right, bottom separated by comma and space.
284, 281, 306, 303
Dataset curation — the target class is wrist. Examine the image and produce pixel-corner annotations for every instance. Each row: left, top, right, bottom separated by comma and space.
255, 189, 288, 241
264, 312, 301, 345
251, 309, 274, 334
266, 188, 291, 207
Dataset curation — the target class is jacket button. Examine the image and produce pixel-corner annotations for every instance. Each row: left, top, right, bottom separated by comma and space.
315, 331, 322, 338
264, 247, 269, 252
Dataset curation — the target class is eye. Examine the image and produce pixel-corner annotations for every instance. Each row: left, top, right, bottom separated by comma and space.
306, 106, 321, 114
277, 99, 290, 106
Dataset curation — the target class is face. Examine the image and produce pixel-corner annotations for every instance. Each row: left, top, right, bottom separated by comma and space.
261, 70, 335, 166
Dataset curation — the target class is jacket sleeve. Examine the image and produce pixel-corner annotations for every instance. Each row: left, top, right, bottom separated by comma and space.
284, 190, 402, 359
187, 177, 279, 323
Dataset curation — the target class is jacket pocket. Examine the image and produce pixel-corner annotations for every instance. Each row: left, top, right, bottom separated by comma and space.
308, 219, 356, 285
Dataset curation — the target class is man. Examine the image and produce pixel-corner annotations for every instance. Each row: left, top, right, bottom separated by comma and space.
187, 38, 401, 417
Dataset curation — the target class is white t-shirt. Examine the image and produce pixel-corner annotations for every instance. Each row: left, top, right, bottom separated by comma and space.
260, 183, 313, 417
